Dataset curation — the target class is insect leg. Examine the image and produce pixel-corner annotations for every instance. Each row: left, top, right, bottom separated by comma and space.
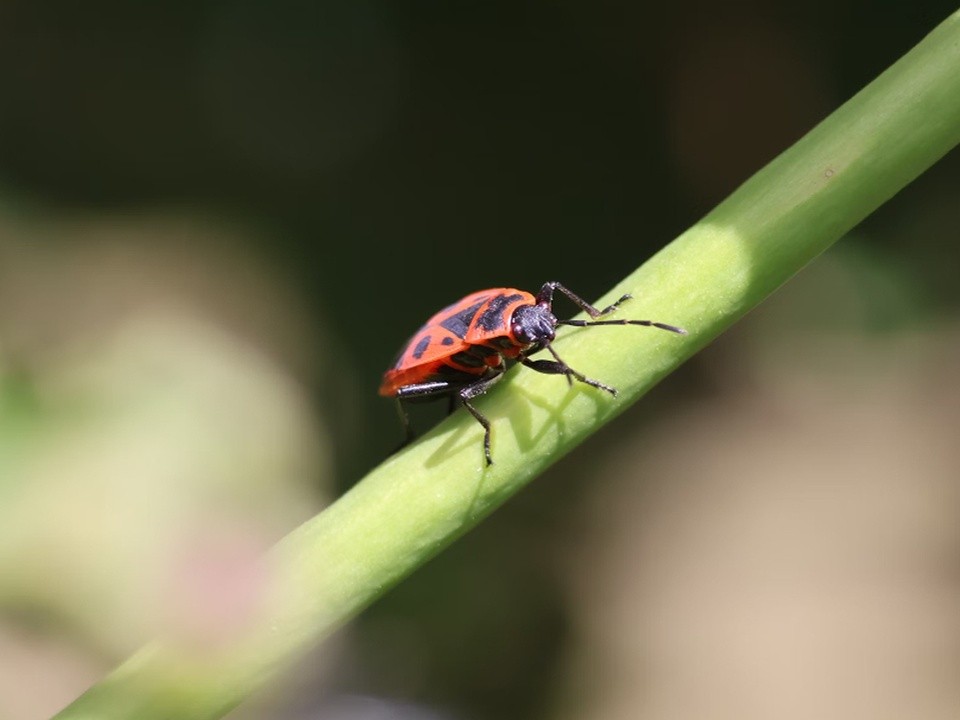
395, 398, 415, 444
392, 380, 462, 452
458, 373, 504, 465
535, 281, 631, 318
395, 381, 461, 399
521, 345, 617, 396
392, 376, 503, 464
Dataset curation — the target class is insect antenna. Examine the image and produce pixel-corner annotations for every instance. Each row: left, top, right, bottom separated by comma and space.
558, 319, 687, 335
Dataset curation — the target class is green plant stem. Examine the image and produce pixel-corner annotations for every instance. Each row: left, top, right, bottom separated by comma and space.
57, 10, 960, 719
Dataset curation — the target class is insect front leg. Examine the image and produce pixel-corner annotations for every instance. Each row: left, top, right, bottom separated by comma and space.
521, 345, 617, 396
534, 281, 631, 318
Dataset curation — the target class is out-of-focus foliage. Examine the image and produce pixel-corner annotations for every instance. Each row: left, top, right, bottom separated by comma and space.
0, 216, 330, 717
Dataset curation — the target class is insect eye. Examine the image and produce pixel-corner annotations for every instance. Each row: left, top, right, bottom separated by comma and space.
511, 322, 532, 344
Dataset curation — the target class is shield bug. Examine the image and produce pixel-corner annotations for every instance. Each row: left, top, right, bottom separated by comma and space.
381, 282, 685, 465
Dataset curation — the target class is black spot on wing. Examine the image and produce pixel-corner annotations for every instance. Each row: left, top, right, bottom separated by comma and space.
412, 335, 431, 360
440, 301, 485, 339
477, 293, 524, 332
441, 336, 455, 346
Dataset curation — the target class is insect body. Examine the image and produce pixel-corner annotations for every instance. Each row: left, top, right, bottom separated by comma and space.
380, 281, 686, 465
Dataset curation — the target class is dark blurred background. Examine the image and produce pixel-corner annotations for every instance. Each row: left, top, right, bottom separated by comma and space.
0, 2, 958, 719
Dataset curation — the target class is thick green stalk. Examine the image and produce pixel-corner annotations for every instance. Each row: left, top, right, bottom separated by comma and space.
57, 11, 960, 719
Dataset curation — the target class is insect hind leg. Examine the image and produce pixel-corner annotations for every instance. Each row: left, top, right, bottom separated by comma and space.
394, 398, 416, 446
391, 380, 459, 454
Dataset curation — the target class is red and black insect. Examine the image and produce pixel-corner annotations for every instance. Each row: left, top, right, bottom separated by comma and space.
380, 282, 686, 465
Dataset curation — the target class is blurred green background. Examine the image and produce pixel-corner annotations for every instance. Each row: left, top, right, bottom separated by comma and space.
1, 2, 959, 719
